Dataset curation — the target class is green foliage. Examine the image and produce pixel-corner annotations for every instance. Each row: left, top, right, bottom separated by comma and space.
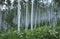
6, 0, 11, 6
0, 26, 60, 39
0, 0, 5, 4
26, 26, 59, 39
5, 9, 14, 26
54, 0, 60, 6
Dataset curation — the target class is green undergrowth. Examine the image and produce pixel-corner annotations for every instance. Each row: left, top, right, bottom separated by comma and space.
0, 26, 60, 39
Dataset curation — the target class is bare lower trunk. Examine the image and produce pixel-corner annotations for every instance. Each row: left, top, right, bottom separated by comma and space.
31, 0, 34, 30
18, 0, 21, 32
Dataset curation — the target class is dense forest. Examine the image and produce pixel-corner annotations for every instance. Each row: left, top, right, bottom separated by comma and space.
0, 0, 60, 39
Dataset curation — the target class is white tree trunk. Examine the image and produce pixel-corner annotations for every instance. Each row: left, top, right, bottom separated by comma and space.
25, 1, 29, 31
18, 0, 21, 32
35, 9, 37, 28
31, 0, 34, 30
0, 9, 2, 29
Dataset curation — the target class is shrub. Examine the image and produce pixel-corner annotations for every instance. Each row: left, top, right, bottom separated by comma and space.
0, 26, 60, 39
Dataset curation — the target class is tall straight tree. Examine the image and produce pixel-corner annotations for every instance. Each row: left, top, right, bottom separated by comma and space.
0, 0, 8, 30
31, 0, 34, 30
34, 0, 38, 28
0, 8, 2, 29
25, 0, 29, 31
18, 0, 21, 32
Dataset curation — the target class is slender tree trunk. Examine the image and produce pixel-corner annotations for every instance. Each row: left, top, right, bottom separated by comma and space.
31, 0, 34, 30
18, 0, 21, 32
25, 1, 29, 31
0, 9, 2, 29
35, 6, 37, 28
